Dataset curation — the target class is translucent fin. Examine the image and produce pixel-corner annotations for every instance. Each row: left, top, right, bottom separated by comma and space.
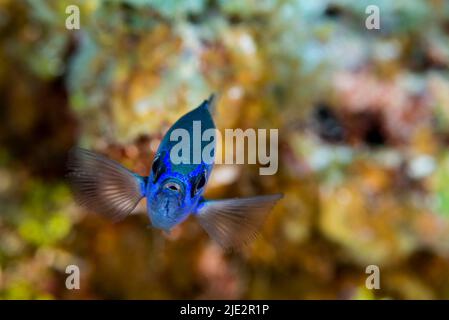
67, 147, 146, 221
196, 194, 283, 249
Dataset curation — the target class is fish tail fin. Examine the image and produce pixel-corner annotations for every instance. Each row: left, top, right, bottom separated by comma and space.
195, 194, 283, 249
67, 147, 147, 221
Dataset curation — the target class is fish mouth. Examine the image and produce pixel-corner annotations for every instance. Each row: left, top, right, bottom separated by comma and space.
165, 181, 181, 192
161, 179, 185, 194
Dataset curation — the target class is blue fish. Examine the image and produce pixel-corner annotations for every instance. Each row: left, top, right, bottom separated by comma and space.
67, 95, 282, 249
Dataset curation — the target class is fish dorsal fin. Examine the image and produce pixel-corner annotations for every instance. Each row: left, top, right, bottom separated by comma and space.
67, 147, 146, 221
204, 93, 218, 115
196, 194, 283, 249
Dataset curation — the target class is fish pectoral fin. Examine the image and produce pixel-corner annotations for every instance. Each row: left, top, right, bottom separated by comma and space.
67, 147, 147, 222
196, 194, 283, 249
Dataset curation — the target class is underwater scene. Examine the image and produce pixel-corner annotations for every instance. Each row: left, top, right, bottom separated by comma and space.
2, 0, 449, 300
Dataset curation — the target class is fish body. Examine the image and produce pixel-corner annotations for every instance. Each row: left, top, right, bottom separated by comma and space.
68, 95, 282, 249
147, 99, 215, 231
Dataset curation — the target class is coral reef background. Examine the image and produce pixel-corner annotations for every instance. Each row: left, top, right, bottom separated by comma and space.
1, 0, 449, 299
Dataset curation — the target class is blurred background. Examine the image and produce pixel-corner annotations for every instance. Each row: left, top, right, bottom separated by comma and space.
1, 0, 449, 299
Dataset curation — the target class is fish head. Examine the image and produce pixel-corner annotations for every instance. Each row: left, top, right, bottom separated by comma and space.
146, 151, 211, 231
147, 170, 188, 231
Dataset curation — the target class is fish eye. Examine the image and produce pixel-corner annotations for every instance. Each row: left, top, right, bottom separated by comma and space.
192, 170, 207, 197
151, 155, 160, 173
151, 154, 163, 182
197, 173, 206, 190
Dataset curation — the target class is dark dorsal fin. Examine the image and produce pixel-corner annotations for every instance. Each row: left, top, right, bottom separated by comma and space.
204, 93, 218, 115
